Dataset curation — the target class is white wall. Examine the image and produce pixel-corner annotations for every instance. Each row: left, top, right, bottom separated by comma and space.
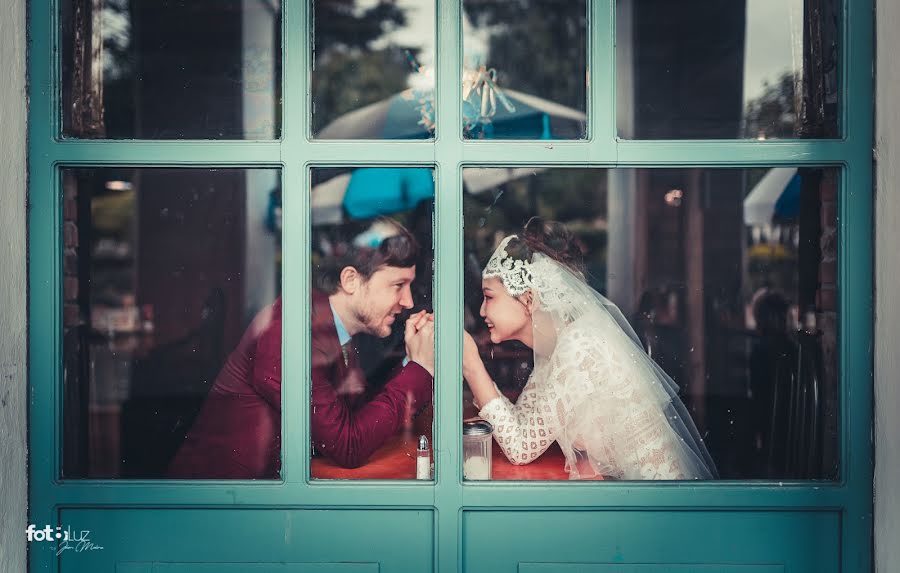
875, 0, 900, 570
0, 0, 28, 569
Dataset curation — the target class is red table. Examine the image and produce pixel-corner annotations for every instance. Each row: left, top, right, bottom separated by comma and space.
310, 430, 571, 480
310, 390, 601, 481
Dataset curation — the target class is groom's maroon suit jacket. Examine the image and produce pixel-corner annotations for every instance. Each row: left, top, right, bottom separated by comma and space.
167, 289, 433, 478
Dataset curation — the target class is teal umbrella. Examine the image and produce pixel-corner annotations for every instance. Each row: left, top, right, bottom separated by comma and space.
310, 167, 542, 225
342, 167, 435, 220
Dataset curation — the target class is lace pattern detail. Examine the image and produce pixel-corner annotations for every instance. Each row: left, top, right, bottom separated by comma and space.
482, 235, 534, 297
481, 319, 701, 479
479, 365, 560, 466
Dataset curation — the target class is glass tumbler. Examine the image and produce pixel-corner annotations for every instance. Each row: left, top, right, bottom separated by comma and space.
462, 420, 493, 480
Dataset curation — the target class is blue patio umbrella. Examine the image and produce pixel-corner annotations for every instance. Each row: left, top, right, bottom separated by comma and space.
773, 171, 801, 220
317, 88, 586, 140
310, 167, 542, 225
342, 167, 435, 220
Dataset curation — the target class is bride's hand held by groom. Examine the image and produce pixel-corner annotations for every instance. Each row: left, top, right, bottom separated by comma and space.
405, 310, 435, 377
462, 330, 499, 408
462, 330, 485, 379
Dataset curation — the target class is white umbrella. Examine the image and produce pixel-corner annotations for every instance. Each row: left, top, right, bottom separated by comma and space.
317, 87, 587, 140
310, 173, 352, 225
743, 167, 799, 226
462, 167, 544, 194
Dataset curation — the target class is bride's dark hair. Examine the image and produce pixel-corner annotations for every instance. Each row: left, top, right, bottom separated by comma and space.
505, 217, 586, 277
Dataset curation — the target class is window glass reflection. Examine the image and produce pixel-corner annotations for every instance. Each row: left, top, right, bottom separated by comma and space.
61, 0, 281, 139
311, 1, 436, 139
462, 167, 839, 480
310, 168, 435, 480
617, 0, 839, 139
462, 0, 587, 139
62, 168, 282, 479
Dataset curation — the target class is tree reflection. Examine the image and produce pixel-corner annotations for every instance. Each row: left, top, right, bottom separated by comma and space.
743, 72, 797, 140
463, 0, 587, 112
312, 1, 424, 134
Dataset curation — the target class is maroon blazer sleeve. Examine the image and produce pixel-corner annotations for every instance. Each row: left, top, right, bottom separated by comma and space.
310, 352, 433, 469
249, 311, 283, 410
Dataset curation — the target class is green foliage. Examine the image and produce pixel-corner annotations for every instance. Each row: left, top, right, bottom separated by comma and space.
312, 0, 418, 133
743, 72, 797, 139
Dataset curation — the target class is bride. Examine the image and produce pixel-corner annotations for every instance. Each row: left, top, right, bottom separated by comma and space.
462, 218, 718, 480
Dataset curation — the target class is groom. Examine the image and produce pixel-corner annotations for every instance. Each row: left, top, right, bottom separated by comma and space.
168, 222, 434, 479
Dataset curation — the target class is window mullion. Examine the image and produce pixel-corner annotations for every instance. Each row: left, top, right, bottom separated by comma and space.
434, 0, 465, 569
839, 2, 875, 569
592, 0, 617, 159
280, 0, 310, 486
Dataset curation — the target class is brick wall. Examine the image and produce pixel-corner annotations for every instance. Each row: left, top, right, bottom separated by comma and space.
63, 171, 81, 329
817, 169, 839, 478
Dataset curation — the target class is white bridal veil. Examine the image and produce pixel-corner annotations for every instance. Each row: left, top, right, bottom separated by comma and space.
483, 235, 718, 480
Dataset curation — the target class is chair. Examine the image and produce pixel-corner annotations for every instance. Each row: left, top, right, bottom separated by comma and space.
120, 288, 226, 478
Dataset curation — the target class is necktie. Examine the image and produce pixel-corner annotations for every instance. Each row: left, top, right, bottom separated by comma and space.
341, 342, 351, 367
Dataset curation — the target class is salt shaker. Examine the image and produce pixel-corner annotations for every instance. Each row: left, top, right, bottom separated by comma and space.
416, 435, 431, 480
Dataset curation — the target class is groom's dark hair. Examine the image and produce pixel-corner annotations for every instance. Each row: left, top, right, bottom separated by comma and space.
508, 217, 586, 277
315, 217, 420, 294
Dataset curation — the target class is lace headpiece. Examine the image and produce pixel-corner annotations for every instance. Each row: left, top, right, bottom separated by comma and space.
482, 235, 534, 296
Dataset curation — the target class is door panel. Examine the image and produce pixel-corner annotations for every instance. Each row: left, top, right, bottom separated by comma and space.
519, 566, 782, 573
58, 509, 433, 573
118, 564, 377, 573
462, 510, 839, 573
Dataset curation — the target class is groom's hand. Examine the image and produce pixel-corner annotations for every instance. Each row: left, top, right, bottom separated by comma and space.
405, 312, 435, 377
408, 310, 433, 332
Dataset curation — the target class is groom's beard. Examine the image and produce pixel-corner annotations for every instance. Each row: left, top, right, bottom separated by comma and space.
352, 300, 394, 338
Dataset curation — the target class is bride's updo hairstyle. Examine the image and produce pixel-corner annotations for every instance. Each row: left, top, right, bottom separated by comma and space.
504, 217, 586, 279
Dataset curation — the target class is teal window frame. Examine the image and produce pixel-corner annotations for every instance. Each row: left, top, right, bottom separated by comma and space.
27, 1, 874, 571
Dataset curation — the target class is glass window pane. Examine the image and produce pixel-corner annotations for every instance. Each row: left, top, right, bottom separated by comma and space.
61, 0, 282, 139
462, 0, 588, 140
311, 1, 436, 140
462, 167, 839, 481
309, 168, 435, 480
61, 168, 282, 479
617, 0, 839, 139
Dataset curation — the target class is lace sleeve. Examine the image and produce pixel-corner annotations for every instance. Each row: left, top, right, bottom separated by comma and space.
478, 377, 561, 465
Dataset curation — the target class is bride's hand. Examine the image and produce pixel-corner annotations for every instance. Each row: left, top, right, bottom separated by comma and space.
462, 330, 499, 408
462, 330, 486, 380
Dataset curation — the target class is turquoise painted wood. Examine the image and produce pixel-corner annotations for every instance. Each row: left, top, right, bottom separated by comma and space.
26, 0, 874, 571
464, 511, 841, 573
57, 509, 433, 572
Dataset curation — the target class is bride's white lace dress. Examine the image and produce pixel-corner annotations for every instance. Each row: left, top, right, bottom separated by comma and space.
477, 240, 717, 480
479, 318, 706, 480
